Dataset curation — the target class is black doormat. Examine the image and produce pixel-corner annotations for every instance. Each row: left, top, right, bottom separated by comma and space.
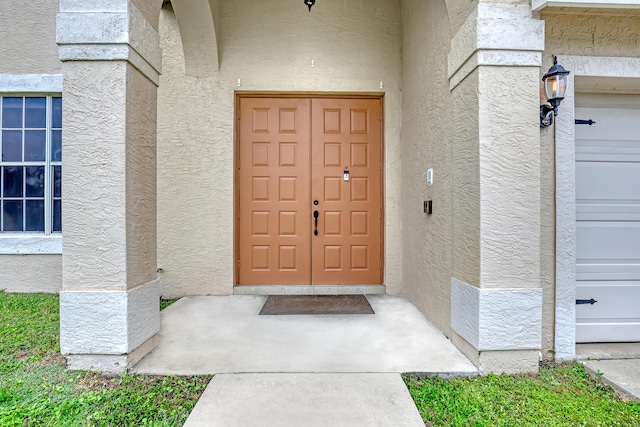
259, 295, 375, 315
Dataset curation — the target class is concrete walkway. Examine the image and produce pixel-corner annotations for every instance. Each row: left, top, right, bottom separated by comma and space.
183, 373, 425, 427
582, 359, 640, 401
578, 344, 640, 401
133, 295, 478, 426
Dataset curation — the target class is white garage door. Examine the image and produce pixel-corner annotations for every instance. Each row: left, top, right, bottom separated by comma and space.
576, 94, 640, 343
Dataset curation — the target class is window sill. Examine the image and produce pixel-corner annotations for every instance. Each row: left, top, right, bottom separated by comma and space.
0, 234, 62, 255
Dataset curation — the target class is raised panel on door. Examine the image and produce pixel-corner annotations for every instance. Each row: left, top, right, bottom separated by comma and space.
311, 98, 382, 284
575, 96, 640, 342
238, 98, 311, 284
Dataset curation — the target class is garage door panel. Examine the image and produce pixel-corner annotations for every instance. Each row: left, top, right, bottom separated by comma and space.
577, 263, 640, 281
576, 140, 640, 163
577, 204, 640, 221
576, 162, 640, 201
576, 324, 640, 343
577, 222, 640, 260
576, 106, 640, 141
575, 96, 640, 343
576, 283, 640, 320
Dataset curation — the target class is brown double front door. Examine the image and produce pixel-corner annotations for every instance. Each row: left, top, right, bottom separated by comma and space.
237, 96, 383, 285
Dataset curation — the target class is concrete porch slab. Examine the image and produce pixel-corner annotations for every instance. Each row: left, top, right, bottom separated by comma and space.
132, 295, 477, 376
183, 373, 425, 427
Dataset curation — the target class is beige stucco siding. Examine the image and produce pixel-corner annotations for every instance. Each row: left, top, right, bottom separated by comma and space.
157, 0, 403, 297
452, 70, 481, 288
62, 61, 128, 292
478, 65, 541, 289
544, 10, 640, 57
132, 0, 163, 30
0, 255, 61, 293
0, 0, 61, 75
400, 0, 454, 334
126, 63, 158, 290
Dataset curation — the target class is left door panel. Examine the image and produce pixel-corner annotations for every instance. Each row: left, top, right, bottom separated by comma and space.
238, 98, 311, 284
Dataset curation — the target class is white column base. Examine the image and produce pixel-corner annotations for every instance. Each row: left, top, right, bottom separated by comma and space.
451, 278, 542, 351
65, 334, 158, 373
60, 280, 160, 372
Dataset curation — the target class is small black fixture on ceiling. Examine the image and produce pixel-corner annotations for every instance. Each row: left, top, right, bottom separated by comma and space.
304, 0, 316, 12
540, 56, 570, 128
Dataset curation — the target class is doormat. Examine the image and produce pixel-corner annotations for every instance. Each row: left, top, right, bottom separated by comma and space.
259, 295, 375, 315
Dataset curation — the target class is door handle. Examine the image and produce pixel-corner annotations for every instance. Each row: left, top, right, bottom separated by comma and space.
313, 210, 319, 236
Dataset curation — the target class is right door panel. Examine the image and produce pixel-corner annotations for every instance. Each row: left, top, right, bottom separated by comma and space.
311, 98, 382, 284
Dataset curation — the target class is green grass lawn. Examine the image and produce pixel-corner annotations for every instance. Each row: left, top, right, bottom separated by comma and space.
160, 298, 179, 311
4, 292, 640, 426
405, 363, 640, 427
0, 292, 210, 426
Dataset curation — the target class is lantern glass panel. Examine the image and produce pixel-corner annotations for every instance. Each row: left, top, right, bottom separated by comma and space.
545, 74, 568, 101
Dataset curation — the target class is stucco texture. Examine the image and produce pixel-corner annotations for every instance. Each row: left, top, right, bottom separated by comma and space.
0, 255, 61, 293
543, 9, 640, 57
452, 71, 481, 289
0, 0, 61, 75
478, 65, 541, 289
400, 0, 454, 335
62, 61, 158, 292
62, 61, 128, 292
157, 0, 403, 297
126, 64, 158, 290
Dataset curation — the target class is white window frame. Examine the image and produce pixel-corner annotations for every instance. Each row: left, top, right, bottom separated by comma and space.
0, 75, 62, 255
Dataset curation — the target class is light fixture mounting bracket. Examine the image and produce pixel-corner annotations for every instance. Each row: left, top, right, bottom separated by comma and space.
304, 0, 316, 12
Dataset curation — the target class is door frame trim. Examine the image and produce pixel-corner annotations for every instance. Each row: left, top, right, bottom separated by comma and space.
233, 92, 386, 286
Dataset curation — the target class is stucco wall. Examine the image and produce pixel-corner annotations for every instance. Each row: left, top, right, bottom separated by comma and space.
0, 255, 61, 293
62, 61, 128, 292
478, 65, 541, 289
399, 0, 454, 334
540, 9, 640, 356
0, 0, 61, 75
126, 64, 158, 290
544, 9, 640, 57
452, 71, 481, 289
157, 0, 403, 297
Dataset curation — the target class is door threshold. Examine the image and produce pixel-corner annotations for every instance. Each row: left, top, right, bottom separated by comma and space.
234, 285, 386, 296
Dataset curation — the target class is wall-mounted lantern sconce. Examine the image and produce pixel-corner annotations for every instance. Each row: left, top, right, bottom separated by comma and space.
540, 56, 570, 128
304, 0, 316, 11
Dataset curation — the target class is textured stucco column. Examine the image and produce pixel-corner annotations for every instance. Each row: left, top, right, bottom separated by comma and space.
57, 0, 162, 372
448, 4, 545, 374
